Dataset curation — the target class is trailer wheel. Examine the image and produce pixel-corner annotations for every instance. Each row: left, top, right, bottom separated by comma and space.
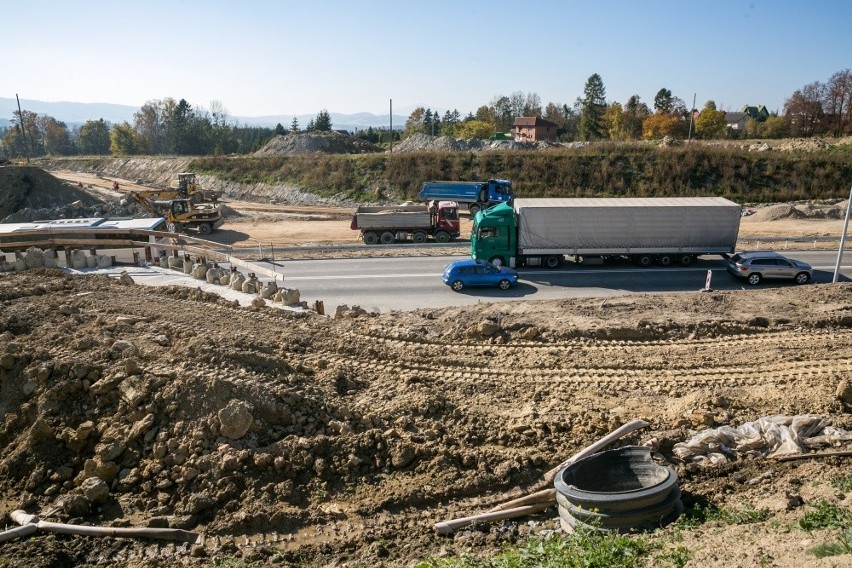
380, 231, 395, 245
545, 256, 561, 269
197, 222, 213, 235
363, 231, 379, 245
468, 204, 481, 215
658, 255, 672, 267
413, 231, 428, 244
678, 254, 695, 266
488, 256, 505, 267
634, 254, 652, 267
434, 231, 450, 243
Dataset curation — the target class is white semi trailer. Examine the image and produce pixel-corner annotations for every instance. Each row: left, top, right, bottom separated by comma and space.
471, 197, 742, 268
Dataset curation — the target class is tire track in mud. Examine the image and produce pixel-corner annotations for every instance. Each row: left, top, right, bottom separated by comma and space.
301, 327, 852, 391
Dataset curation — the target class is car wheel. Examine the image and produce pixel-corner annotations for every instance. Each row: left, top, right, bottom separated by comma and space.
658, 255, 672, 267
748, 273, 762, 285
545, 256, 561, 269
489, 256, 505, 267
451, 280, 464, 291
679, 255, 695, 266
794, 272, 810, 285
380, 231, 395, 245
363, 231, 379, 245
498, 279, 512, 290
413, 231, 427, 244
434, 231, 450, 243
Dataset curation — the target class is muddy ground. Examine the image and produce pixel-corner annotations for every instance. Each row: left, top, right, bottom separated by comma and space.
1, 166, 852, 567
0, 270, 851, 567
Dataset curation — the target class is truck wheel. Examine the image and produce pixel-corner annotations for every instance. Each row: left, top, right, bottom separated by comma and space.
468, 204, 481, 215
658, 255, 672, 267
489, 256, 505, 267
451, 280, 464, 291
413, 231, 428, 244
197, 222, 213, 235
678, 255, 695, 266
634, 254, 652, 267
363, 232, 379, 245
434, 231, 450, 243
380, 232, 395, 245
545, 256, 561, 269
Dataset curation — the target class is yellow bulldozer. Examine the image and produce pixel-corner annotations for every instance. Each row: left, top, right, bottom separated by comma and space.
129, 191, 223, 236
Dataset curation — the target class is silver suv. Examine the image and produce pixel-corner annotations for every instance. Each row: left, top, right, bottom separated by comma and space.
726, 251, 812, 285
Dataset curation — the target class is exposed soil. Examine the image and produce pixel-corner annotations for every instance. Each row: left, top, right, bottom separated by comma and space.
0, 272, 851, 568
2, 165, 852, 567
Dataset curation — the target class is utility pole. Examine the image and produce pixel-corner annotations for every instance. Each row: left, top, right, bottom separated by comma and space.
833, 183, 852, 283
389, 99, 393, 153
687, 92, 696, 142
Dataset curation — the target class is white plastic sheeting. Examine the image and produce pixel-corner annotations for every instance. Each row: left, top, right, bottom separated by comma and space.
672, 415, 852, 465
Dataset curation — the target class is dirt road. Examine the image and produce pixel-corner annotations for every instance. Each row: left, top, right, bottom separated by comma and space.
51, 169, 850, 250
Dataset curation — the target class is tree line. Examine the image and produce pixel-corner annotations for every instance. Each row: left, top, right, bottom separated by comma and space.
0, 100, 344, 159
403, 68, 852, 142
2, 68, 849, 159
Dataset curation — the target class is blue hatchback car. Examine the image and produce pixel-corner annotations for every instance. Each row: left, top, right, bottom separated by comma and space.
442, 259, 519, 291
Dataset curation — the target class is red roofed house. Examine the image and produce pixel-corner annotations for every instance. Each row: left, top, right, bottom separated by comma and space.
513, 117, 559, 142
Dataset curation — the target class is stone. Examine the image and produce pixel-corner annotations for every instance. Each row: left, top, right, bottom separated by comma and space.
837, 379, 852, 405
24, 247, 45, 269
476, 321, 501, 337
119, 271, 135, 285
218, 401, 254, 440
251, 297, 266, 308
81, 477, 110, 504
61, 494, 90, 517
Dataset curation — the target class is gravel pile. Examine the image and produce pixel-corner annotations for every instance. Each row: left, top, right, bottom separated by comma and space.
393, 133, 585, 153
254, 132, 383, 156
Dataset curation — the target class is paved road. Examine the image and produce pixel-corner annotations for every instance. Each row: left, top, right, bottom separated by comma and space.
262, 250, 852, 313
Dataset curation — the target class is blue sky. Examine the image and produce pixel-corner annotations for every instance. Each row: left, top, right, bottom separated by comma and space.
5, 0, 851, 118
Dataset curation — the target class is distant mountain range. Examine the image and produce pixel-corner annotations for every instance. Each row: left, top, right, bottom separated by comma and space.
0, 98, 406, 132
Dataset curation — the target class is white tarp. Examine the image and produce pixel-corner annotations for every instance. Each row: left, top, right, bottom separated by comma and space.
672, 414, 852, 465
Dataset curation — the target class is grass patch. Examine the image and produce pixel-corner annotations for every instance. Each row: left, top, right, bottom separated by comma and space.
416, 530, 650, 568
678, 501, 771, 527
810, 528, 852, 558
798, 500, 852, 531
831, 473, 852, 493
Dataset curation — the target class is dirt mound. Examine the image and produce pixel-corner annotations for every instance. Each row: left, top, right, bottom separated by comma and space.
254, 132, 383, 156
748, 201, 848, 222
393, 133, 572, 153
0, 166, 102, 222
1, 271, 852, 567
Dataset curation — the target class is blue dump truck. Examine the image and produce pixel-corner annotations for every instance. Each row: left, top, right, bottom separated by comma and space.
418, 179, 513, 214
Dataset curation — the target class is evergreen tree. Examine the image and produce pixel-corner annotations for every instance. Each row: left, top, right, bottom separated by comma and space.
578, 73, 607, 140
654, 88, 674, 114
314, 109, 332, 131
274, 123, 286, 136
291, 116, 299, 132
